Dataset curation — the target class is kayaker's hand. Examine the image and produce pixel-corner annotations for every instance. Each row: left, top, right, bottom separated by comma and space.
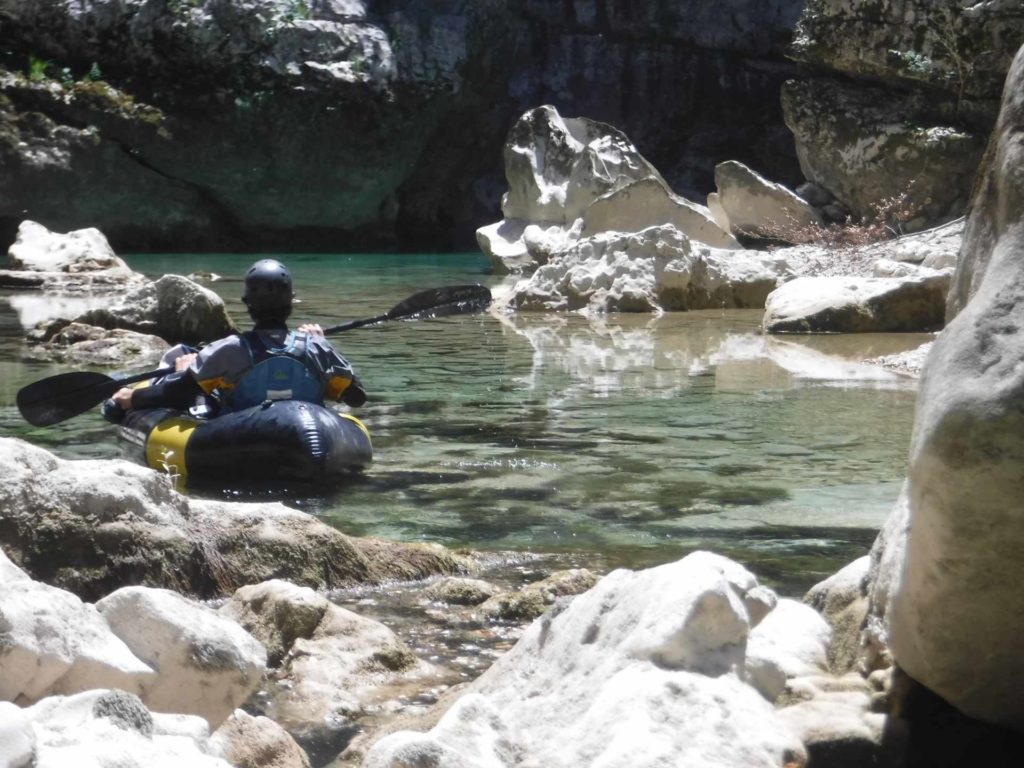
112, 387, 134, 410
174, 352, 198, 372
298, 323, 324, 336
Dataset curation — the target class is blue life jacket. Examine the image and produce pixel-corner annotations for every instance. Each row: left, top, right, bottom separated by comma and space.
224, 331, 324, 413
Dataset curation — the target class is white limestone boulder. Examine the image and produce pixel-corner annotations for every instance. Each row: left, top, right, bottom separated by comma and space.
75, 274, 238, 345
24, 689, 229, 768
0, 220, 148, 295
581, 177, 739, 249
364, 551, 806, 768
0, 579, 154, 704
0, 700, 36, 768
479, 104, 719, 274
7, 220, 128, 273
887, 44, 1024, 731
778, 688, 888, 768
507, 224, 790, 314
714, 160, 822, 240
95, 586, 267, 727
763, 274, 949, 333
745, 599, 831, 702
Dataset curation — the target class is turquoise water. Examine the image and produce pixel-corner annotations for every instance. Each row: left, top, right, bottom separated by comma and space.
0, 253, 928, 594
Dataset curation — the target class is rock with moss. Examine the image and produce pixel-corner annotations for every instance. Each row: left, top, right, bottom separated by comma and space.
791, 0, 1023, 104
74, 274, 238, 345
253, 596, 443, 763
781, 79, 985, 227
209, 710, 311, 768
0, 437, 470, 602
424, 576, 500, 606
479, 568, 598, 622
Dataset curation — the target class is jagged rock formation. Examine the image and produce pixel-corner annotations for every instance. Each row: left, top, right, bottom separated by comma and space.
784, 0, 1024, 229
0, 0, 805, 251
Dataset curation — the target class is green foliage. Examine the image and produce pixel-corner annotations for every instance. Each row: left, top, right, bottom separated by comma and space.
27, 54, 51, 82
279, 0, 311, 25
86, 61, 103, 82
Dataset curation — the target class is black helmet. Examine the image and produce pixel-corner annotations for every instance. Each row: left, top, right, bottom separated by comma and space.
242, 259, 293, 323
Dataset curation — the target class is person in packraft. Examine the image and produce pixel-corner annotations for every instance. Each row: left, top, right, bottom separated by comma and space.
107, 259, 366, 417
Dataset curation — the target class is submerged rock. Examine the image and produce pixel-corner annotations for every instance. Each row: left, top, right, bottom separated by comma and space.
23, 321, 169, 366
0, 437, 470, 602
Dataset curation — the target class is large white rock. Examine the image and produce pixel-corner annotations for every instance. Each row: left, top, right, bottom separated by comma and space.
501, 105, 660, 225
507, 224, 790, 314
888, 44, 1024, 730
714, 160, 822, 239
0, 701, 35, 768
6, 220, 129, 273
581, 177, 740, 249
95, 587, 267, 727
25, 689, 230, 768
0, 580, 154, 704
745, 599, 832, 702
763, 274, 950, 333
365, 551, 806, 768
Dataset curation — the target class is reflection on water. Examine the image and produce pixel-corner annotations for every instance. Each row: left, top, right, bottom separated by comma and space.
0, 253, 928, 595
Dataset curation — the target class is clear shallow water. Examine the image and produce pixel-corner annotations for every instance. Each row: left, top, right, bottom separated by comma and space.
0, 253, 928, 595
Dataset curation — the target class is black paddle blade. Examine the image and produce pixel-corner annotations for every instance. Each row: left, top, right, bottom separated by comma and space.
16, 370, 119, 427
385, 284, 492, 321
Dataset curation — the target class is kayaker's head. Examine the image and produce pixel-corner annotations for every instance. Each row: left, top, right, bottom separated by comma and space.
243, 259, 294, 326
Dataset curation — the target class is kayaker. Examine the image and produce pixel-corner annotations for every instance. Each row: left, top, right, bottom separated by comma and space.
107, 259, 366, 418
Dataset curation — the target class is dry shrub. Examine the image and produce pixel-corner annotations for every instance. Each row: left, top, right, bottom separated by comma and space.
760, 185, 931, 250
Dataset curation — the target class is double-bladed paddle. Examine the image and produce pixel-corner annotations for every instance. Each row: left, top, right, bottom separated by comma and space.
16, 283, 492, 427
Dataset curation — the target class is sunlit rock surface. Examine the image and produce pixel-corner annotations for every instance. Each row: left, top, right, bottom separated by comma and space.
22, 690, 230, 768
888, 43, 1024, 730
0, 220, 147, 294
365, 551, 808, 768
504, 225, 790, 314
763, 274, 949, 333
96, 586, 267, 728
0, 578, 155, 704
209, 710, 311, 768
713, 160, 821, 239
478, 106, 736, 273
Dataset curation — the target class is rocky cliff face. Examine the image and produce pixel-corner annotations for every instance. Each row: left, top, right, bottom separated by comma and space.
0, 0, 805, 251
782, 0, 1024, 226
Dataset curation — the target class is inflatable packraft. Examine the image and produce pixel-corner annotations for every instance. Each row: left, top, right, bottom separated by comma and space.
117, 400, 372, 485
